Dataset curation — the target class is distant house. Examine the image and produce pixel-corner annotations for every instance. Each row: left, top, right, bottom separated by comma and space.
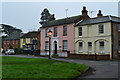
20, 31, 40, 50
2, 25, 22, 51
74, 10, 120, 60
40, 7, 90, 57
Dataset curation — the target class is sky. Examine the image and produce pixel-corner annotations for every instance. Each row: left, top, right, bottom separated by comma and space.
1, 1, 120, 32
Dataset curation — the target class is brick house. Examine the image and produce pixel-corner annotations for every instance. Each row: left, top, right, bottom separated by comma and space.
2, 29, 22, 51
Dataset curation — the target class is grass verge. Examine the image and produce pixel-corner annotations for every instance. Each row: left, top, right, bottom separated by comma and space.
1, 56, 89, 79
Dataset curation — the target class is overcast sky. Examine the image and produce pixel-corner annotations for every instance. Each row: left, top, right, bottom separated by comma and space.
1, 1, 119, 32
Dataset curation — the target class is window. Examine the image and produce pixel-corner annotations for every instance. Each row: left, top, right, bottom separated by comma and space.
13, 41, 14, 44
4, 41, 6, 45
16, 40, 18, 44
63, 25, 67, 36
30, 38, 33, 43
79, 42, 83, 52
45, 28, 49, 37
78, 27, 82, 36
99, 24, 104, 34
54, 27, 57, 37
99, 41, 104, 53
23, 39, 26, 43
118, 24, 120, 31
119, 41, 120, 52
88, 42, 92, 52
45, 41, 49, 50
7, 41, 9, 45
63, 40, 68, 50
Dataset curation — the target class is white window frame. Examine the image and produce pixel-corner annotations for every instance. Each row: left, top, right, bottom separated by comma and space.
63, 40, 68, 51
78, 27, 82, 36
99, 41, 105, 54
45, 41, 49, 50
79, 42, 83, 53
88, 42, 92, 53
99, 24, 104, 34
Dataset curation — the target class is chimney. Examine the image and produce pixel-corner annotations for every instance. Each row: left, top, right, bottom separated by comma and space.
82, 6, 88, 15
97, 10, 103, 17
51, 14, 55, 20
81, 6, 89, 20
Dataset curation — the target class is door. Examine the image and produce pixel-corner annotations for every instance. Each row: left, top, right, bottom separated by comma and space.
54, 41, 57, 54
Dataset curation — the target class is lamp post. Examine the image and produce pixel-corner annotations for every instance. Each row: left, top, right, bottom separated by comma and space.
48, 29, 52, 59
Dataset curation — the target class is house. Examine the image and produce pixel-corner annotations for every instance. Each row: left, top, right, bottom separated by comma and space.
40, 7, 90, 57
74, 10, 120, 60
2, 24, 22, 51
20, 31, 40, 50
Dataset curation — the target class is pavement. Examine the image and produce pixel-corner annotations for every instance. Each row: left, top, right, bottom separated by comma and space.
2, 54, 120, 80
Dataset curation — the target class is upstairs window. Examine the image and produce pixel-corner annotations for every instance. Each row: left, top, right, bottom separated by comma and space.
119, 41, 120, 52
118, 24, 120, 31
63, 25, 67, 36
13, 41, 14, 44
54, 27, 57, 37
78, 27, 82, 36
16, 40, 18, 44
45, 28, 49, 37
99, 24, 104, 34
23, 39, 26, 43
4, 41, 6, 45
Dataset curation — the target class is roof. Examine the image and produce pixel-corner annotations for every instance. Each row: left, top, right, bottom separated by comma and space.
4, 31, 21, 40
20, 31, 39, 38
75, 15, 120, 26
41, 15, 83, 28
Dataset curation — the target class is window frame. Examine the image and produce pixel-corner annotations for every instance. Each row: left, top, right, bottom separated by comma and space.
63, 40, 68, 51
78, 27, 82, 36
45, 28, 49, 37
45, 41, 49, 51
99, 24, 104, 34
79, 42, 83, 52
63, 25, 67, 36
54, 27, 57, 37
99, 41, 105, 53
88, 42, 92, 52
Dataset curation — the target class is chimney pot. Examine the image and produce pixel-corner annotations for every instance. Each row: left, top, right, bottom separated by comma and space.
97, 10, 103, 17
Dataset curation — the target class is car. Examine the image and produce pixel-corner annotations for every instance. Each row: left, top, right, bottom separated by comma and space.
5, 49, 15, 55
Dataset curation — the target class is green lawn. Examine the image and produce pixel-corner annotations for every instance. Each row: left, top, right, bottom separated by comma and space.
1, 56, 89, 79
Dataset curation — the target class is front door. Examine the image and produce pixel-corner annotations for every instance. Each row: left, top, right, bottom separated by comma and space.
54, 41, 57, 54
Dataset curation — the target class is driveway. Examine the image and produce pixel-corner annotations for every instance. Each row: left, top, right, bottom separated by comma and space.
2, 54, 119, 80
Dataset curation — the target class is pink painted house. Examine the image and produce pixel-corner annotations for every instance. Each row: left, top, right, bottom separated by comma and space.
40, 7, 90, 57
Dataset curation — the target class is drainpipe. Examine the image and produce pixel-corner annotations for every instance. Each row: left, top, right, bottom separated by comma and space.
110, 22, 113, 60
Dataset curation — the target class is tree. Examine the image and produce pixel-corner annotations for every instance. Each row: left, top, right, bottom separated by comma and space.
40, 8, 55, 25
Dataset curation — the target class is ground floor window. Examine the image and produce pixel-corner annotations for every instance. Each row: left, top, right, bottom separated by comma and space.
45, 41, 49, 50
119, 41, 120, 52
79, 42, 83, 52
63, 40, 68, 51
99, 41, 104, 53
88, 42, 92, 52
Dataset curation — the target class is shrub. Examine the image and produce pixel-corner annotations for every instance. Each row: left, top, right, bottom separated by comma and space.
14, 48, 24, 54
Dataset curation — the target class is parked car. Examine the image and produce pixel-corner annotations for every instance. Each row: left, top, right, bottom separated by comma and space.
5, 49, 15, 55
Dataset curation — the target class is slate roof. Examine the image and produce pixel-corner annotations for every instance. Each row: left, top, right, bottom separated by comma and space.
20, 31, 39, 38
4, 30, 22, 40
75, 15, 120, 26
41, 15, 83, 28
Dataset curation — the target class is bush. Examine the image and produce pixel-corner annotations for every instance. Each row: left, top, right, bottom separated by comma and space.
14, 48, 24, 54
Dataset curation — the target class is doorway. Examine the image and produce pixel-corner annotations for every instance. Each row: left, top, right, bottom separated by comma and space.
54, 41, 57, 54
